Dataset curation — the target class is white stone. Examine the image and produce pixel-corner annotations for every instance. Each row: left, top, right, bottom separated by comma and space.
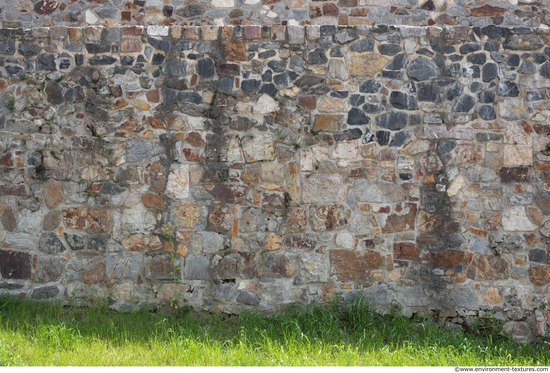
85, 10, 98, 24
335, 232, 354, 249
211, 0, 236, 7
147, 26, 169, 36
332, 141, 358, 159
299, 150, 314, 172
121, 203, 157, 233
447, 174, 465, 197
502, 207, 538, 232
253, 94, 280, 115
312, 145, 330, 162
165, 165, 190, 200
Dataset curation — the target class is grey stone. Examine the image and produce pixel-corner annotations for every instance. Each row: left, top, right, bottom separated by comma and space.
38, 232, 66, 254
354, 180, 405, 203
184, 255, 209, 280
36, 53, 56, 71
308, 48, 327, 64
197, 58, 214, 78
453, 95, 476, 113
390, 91, 418, 110
18, 43, 41, 58
333, 31, 358, 44
347, 108, 370, 125
351, 39, 374, 53
125, 139, 164, 163
379, 44, 401, 56
161, 59, 187, 76
31, 285, 59, 299
236, 291, 260, 306
497, 81, 519, 97
407, 57, 440, 80
65, 233, 87, 251
376, 111, 407, 131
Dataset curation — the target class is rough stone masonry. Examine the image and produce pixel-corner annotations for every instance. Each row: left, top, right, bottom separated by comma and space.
0, 23, 550, 341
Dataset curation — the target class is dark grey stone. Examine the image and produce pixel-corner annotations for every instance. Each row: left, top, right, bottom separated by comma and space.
241, 79, 261, 92
259, 83, 278, 97
197, 58, 214, 78
479, 105, 497, 120
359, 79, 380, 93
436, 139, 456, 156
38, 232, 66, 254
148, 37, 171, 52
178, 92, 202, 104
376, 111, 408, 131
384, 53, 408, 70
31, 285, 59, 299
389, 131, 411, 147
36, 53, 56, 71
379, 44, 401, 56
0, 39, 15, 55
258, 50, 276, 59
453, 95, 476, 113
44, 81, 63, 105
526, 90, 545, 101
529, 249, 547, 264
444, 83, 463, 101
443, 63, 461, 78
18, 43, 40, 58
476, 133, 502, 141
376, 130, 390, 146
218, 77, 234, 93
101, 182, 126, 194
518, 60, 536, 74
459, 43, 481, 54
417, 82, 440, 102
64, 233, 87, 251
347, 108, 370, 125
334, 128, 362, 142
390, 91, 418, 110
268, 60, 287, 73
308, 48, 327, 64
350, 94, 365, 107
408, 57, 440, 80
351, 39, 374, 53
87, 235, 107, 252
161, 59, 187, 76
467, 53, 486, 65
236, 291, 261, 306
89, 56, 117, 65
497, 81, 519, 97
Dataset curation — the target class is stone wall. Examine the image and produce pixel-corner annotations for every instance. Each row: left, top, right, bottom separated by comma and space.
0, 23, 550, 339
2, 1, 550, 28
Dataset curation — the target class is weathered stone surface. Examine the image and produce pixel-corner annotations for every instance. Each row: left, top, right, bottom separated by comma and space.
310, 205, 346, 231
165, 165, 189, 200
301, 173, 346, 204
502, 207, 538, 232
331, 249, 383, 281
122, 234, 163, 251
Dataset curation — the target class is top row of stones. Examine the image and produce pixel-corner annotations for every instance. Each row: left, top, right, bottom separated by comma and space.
7, 24, 550, 44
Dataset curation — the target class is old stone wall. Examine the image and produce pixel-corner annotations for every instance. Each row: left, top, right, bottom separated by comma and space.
0, 23, 550, 339
2, 1, 550, 28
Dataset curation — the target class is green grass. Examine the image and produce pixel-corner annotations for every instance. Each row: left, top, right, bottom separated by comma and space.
0, 294, 548, 366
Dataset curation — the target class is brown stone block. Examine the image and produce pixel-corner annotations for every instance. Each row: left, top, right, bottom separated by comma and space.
431, 249, 465, 268
0, 250, 32, 280
222, 39, 246, 61
330, 249, 383, 281
394, 242, 418, 260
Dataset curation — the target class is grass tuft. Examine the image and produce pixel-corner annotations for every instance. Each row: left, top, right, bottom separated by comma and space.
0, 293, 548, 366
